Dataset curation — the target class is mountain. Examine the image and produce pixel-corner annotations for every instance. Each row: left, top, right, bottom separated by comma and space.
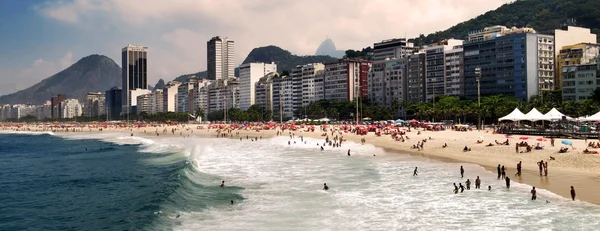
153, 79, 165, 90
242, 45, 338, 73
315, 38, 345, 58
0, 54, 121, 105
410, 0, 600, 45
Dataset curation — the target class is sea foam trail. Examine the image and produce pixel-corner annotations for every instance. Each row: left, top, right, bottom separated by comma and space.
0, 130, 54, 136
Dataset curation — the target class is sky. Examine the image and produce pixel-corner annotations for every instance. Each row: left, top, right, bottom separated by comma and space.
0, 0, 514, 96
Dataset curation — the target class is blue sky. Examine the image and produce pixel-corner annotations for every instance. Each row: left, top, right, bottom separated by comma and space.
0, 0, 512, 96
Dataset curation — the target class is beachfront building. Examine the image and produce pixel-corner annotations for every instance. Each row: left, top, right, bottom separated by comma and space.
238, 62, 277, 110
128, 88, 152, 114
121, 45, 148, 115
444, 45, 465, 96
152, 89, 164, 114
8, 104, 40, 119
557, 43, 600, 88
424, 39, 464, 102
368, 59, 406, 115
272, 75, 294, 120
207, 36, 235, 81
136, 93, 153, 115
61, 99, 83, 119
550, 26, 597, 87
323, 59, 371, 102
207, 78, 240, 114
372, 38, 418, 61
105, 87, 122, 120
463, 28, 554, 102
192, 79, 212, 116
255, 72, 277, 119
177, 77, 197, 113
288, 63, 326, 110
561, 58, 600, 101
0, 104, 11, 120
50, 94, 67, 119
162, 81, 181, 113
84, 92, 106, 118
405, 52, 426, 103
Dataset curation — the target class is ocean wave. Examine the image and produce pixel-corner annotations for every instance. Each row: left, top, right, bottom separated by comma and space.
0, 130, 54, 136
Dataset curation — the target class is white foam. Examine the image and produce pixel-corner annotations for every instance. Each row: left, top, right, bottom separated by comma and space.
0, 130, 54, 136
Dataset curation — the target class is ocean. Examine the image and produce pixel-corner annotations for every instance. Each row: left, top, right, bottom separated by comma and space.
1, 131, 600, 230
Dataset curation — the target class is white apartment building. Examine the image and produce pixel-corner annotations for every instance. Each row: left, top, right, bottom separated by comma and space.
85, 92, 106, 118
208, 79, 240, 114
272, 75, 294, 120
444, 46, 464, 96
207, 36, 235, 80
293, 63, 325, 108
373, 38, 418, 61
61, 99, 83, 119
162, 81, 181, 112
255, 72, 277, 118
136, 94, 153, 115
467, 25, 536, 42
177, 78, 197, 113
239, 62, 277, 110
368, 59, 405, 115
424, 39, 464, 101
128, 88, 151, 114
536, 34, 556, 91
152, 89, 164, 114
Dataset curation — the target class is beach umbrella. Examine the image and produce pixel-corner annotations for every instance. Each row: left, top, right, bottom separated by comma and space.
561, 140, 573, 145
536, 138, 547, 141
409, 119, 419, 123
519, 136, 529, 140
505, 135, 512, 138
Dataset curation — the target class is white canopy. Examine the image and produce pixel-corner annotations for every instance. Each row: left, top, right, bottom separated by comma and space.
580, 111, 600, 122
498, 108, 526, 121
523, 108, 549, 121
544, 108, 574, 121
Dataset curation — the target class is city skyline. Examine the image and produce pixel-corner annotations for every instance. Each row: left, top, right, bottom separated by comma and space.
0, 0, 514, 96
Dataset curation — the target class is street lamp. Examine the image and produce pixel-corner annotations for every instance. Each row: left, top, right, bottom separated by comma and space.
475, 67, 482, 130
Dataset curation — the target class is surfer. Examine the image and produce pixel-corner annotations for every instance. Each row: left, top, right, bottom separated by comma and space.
323, 183, 329, 190
220, 181, 225, 187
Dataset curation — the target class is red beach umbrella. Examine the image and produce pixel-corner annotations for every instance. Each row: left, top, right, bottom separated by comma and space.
536, 138, 547, 141
519, 137, 529, 140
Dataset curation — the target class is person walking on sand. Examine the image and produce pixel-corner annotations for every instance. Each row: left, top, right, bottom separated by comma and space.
475, 176, 481, 189
570, 186, 576, 201
531, 187, 537, 200
497, 164, 501, 179
460, 166, 465, 178
413, 167, 419, 176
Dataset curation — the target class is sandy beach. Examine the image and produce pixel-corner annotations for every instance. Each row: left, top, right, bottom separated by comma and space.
3, 123, 600, 205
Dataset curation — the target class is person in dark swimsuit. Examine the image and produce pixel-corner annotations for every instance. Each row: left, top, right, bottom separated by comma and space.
323, 183, 329, 190
220, 181, 225, 187
413, 167, 418, 176
505, 177, 510, 189
460, 166, 465, 178
570, 186, 576, 201
531, 187, 537, 200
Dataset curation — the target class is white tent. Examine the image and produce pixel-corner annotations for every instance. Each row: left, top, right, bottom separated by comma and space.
580, 111, 600, 122
523, 108, 549, 121
498, 108, 526, 121
544, 108, 573, 121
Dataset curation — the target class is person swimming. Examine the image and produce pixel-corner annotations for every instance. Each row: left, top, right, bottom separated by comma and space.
231, 200, 234, 205
220, 180, 225, 187
323, 183, 329, 190
488, 185, 491, 191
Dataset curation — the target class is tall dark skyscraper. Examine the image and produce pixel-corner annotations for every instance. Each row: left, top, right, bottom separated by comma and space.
121, 44, 148, 114
207, 36, 234, 80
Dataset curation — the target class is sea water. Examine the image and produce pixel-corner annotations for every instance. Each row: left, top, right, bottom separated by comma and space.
1, 131, 599, 230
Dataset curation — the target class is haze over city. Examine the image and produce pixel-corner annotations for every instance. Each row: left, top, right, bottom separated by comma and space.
0, 0, 513, 95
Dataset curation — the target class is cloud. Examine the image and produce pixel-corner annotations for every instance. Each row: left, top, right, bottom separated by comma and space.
35, 0, 513, 85
0, 52, 73, 95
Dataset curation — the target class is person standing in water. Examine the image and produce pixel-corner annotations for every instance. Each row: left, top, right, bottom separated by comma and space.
460, 166, 465, 178
570, 186, 576, 201
220, 181, 225, 187
505, 176, 511, 189
531, 187, 537, 200
515, 161, 522, 176
459, 183, 465, 193
413, 167, 418, 176
538, 160, 544, 176
465, 179, 471, 190
501, 166, 506, 179
475, 176, 481, 189
497, 164, 501, 179
347, 149, 351, 156
323, 183, 329, 190
453, 183, 459, 194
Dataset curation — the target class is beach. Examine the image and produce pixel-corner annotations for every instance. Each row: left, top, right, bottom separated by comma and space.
2, 123, 600, 205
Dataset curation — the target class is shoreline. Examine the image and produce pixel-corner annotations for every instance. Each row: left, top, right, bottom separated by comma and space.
2, 124, 599, 205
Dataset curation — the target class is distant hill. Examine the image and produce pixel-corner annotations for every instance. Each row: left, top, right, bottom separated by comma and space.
410, 0, 600, 45
167, 45, 337, 84
315, 38, 345, 58
0, 55, 121, 105
242, 45, 338, 73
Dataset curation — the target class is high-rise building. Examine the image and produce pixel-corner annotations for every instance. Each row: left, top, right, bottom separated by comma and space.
444, 45, 465, 96
424, 39, 464, 102
463, 31, 553, 102
121, 44, 148, 115
105, 87, 122, 120
368, 59, 406, 116
85, 92, 106, 118
557, 43, 600, 86
61, 99, 83, 119
550, 26, 597, 87
162, 81, 182, 112
372, 38, 418, 61
255, 72, 278, 119
136, 94, 153, 115
323, 59, 371, 101
272, 75, 294, 120
239, 62, 277, 110
177, 78, 197, 113
207, 79, 240, 115
562, 58, 600, 101
299, 63, 325, 107
128, 88, 152, 114
50, 94, 67, 118
405, 52, 426, 104
207, 36, 235, 80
